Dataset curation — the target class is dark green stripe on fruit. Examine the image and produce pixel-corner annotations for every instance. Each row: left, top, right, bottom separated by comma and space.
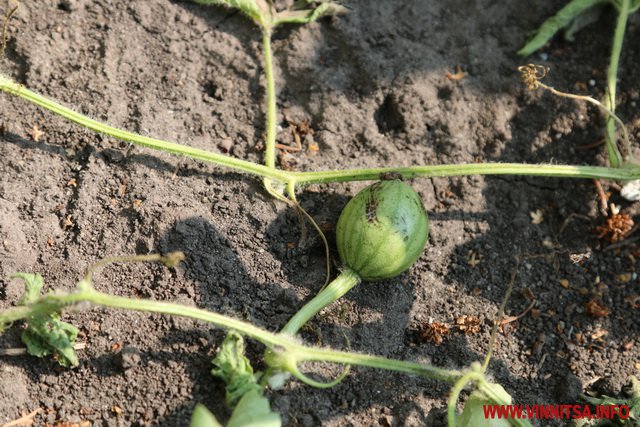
336, 180, 429, 281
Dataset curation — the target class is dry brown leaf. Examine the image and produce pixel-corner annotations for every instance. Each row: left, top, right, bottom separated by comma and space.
30, 125, 44, 142
595, 213, 634, 243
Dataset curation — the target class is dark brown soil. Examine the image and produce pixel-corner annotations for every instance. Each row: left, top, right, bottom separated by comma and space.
1, 0, 639, 426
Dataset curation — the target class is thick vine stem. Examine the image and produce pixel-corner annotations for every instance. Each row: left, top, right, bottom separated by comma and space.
0, 75, 293, 184
2, 74, 640, 185
289, 162, 640, 184
0, 283, 463, 384
261, 23, 284, 199
280, 267, 361, 335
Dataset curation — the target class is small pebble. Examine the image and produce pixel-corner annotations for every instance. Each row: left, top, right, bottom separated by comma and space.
218, 139, 233, 153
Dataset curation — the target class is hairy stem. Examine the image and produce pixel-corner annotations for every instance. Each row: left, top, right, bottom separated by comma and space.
295, 344, 460, 383
0, 75, 292, 183
260, 25, 288, 200
2, 75, 640, 185
263, 26, 277, 170
280, 268, 360, 335
289, 162, 640, 184
604, 0, 631, 166
0, 286, 462, 383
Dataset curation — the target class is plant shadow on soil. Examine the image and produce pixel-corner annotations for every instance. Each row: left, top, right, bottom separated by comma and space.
0, 131, 579, 426
155, 215, 556, 426
2, 104, 638, 425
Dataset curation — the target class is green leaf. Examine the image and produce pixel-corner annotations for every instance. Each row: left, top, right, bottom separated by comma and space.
209, 332, 281, 426
13, 273, 44, 304
212, 331, 262, 407
612, 0, 640, 10
564, 3, 606, 41
518, 0, 609, 56
12, 273, 79, 368
579, 376, 640, 425
457, 385, 513, 427
274, 1, 348, 26
189, 394, 281, 427
190, 404, 224, 427
227, 389, 281, 427
191, 0, 270, 26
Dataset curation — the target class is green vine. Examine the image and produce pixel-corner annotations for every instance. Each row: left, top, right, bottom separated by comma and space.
1, 75, 639, 188
0, 254, 532, 426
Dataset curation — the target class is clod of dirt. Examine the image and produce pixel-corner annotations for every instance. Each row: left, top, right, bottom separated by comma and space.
554, 373, 583, 402
58, 0, 84, 13
117, 346, 142, 370
101, 148, 126, 164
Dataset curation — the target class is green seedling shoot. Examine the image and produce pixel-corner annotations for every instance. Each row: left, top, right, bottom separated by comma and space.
191, 332, 281, 427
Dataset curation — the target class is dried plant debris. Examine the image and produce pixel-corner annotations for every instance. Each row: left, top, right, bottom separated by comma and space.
456, 315, 481, 335
585, 298, 610, 318
414, 316, 482, 346
417, 322, 451, 345
595, 212, 634, 243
